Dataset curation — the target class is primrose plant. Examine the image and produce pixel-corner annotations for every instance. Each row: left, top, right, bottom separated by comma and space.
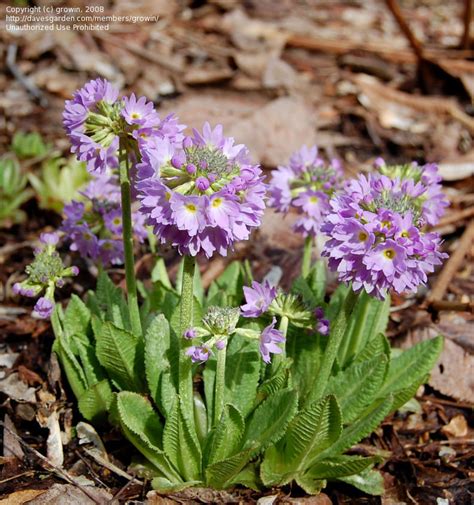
16, 78, 448, 496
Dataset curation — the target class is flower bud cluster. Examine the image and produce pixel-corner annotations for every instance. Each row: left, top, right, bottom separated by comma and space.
13, 233, 78, 319
268, 145, 343, 237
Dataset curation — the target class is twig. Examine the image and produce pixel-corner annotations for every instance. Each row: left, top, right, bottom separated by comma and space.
384, 0, 424, 60
426, 220, 474, 305
0, 421, 104, 505
0, 470, 35, 485
461, 0, 472, 49
435, 206, 474, 228
6, 44, 48, 107
429, 300, 474, 313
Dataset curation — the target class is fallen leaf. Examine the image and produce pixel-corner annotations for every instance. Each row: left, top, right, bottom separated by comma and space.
441, 415, 469, 438
25, 483, 112, 504
0, 489, 47, 504
0, 372, 36, 402
3, 414, 24, 460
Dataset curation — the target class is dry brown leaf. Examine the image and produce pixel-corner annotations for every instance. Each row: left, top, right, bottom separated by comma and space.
0, 372, 36, 403
227, 96, 318, 166
25, 483, 112, 505
403, 327, 474, 403
3, 414, 24, 460
441, 415, 469, 438
259, 208, 304, 250
0, 489, 47, 505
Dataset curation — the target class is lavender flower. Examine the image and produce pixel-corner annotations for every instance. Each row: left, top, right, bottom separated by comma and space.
137, 123, 266, 257
33, 297, 54, 319
321, 172, 448, 300
183, 328, 197, 340
64, 79, 184, 174
61, 173, 147, 266
259, 317, 285, 364
314, 307, 330, 336
268, 145, 343, 238
241, 280, 277, 318
186, 345, 211, 363
375, 160, 448, 226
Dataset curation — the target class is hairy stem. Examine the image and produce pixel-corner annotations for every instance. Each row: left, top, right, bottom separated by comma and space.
119, 138, 142, 337
301, 236, 313, 278
269, 315, 289, 376
213, 345, 227, 427
307, 289, 358, 406
179, 255, 196, 415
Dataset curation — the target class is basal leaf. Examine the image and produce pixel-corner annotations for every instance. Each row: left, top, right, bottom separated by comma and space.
116, 392, 181, 483
317, 396, 393, 461
295, 475, 327, 495
145, 314, 177, 415
203, 404, 245, 467
338, 466, 384, 495
283, 395, 342, 472
377, 336, 443, 400
305, 455, 379, 480
243, 388, 298, 457
95, 321, 143, 391
151, 478, 202, 492
354, 333, 390, 364
78, 379, 113, 424
163, 398, 202, 481
92, 272, 131, 330
224, 336, 260, 417
63, 295, 91, 341
74, 340, 107, 386
325, 355, 388, 423
52, 339, 87, 399
205, 448, 253, 489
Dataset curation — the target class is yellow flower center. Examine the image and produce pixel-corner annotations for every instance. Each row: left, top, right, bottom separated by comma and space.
212, 198, 223, 208
186, 203, 197, 213
309, 196, 318, 203
383, 248, 396, 260
131, 112, 141, 119
401, 230, 409, 238
358, 231, 368, 242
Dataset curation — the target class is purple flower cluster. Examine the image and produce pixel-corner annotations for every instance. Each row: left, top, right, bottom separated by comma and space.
137, 123, 266, 257
321, 171, 448, 299
13, 233, 79, 319
63, 78, 183, 174
268, 145, 343, 237
375, 159, 448, 226
61, 173, 147, 266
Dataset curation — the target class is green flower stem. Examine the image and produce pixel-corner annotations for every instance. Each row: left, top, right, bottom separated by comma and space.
269, 315, 289, 376
341, 291, 372, 364
213, 345, 226, 427
301, 236, 313, 278
307, 288, 358, 406
119, 138, 142, 337
179, 255, 196, 416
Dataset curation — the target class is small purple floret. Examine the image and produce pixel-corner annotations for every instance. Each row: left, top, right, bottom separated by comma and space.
241, 280, 277, 318
259, 317, 285, 364
33, 297, 54, 319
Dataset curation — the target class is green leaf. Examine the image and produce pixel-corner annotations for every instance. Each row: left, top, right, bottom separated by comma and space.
92, 273, 131, 330
78, 380, 113, 424
337, 467, 384, 495
354, 333, 390, 364
295, 475, 327, 495
305, 455, 379, 480
318, 396, 393, 461
229, 462, 262, 491
224, 336, 261, 417
203, 404, 245, 467
377, 336, 443, 399
163, 398, 202, 481
207, 261, 243, 307
205, 448, 253, 489
325, 355, 388, 423
262, 395, 342, 486
52, 340, 87, 399
145, 314, 177, 416
62, 295, 91, 341
151, 257, 172, 289
243, 388, 298, 457
151, 478, 202, 492
95, 321, 144, 391
115, 392, 181, 483
74, 340, 107, 386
